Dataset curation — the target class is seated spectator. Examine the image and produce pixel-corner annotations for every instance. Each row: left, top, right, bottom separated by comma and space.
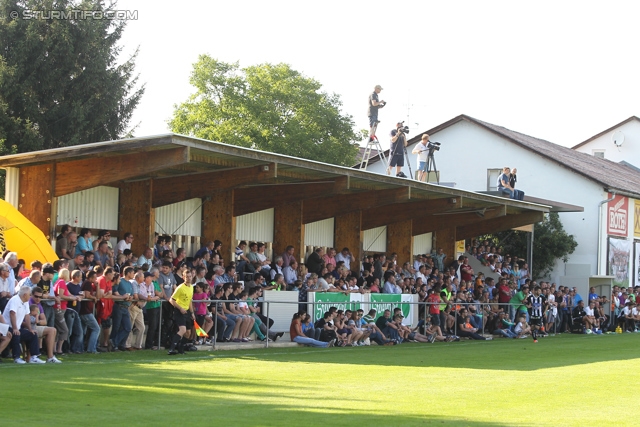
382, 271, 401, 294
116, 232, 133, 255
314, 311, 339, 344
28, 293, 61, 362
2, 286, 45, 363
456, 308, 490, 340
290, 312, 333, 347
490, 311, 517, 338
375, 309, 400, 343
583, 300, 601, 334
514, 315, 531, 338
497, 166, 524, 200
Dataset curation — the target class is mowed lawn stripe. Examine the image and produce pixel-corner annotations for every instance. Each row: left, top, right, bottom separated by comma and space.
1, 334, 637, 426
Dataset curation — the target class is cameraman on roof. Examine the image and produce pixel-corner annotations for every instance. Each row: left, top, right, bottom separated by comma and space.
390, 121, 408, 177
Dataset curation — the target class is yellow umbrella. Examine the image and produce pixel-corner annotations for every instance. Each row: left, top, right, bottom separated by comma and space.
0, 199, 58, 266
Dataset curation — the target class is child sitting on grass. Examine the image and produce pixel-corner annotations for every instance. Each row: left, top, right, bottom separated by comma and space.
514, 315, 531, 338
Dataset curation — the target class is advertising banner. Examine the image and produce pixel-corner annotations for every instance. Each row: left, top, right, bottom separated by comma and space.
310, 293, 363, 322
608, 194, 629, 237
634, 200, 640, 238
369, 294, 414, 326
635, 241, 640, 288
608, 237, 631, 287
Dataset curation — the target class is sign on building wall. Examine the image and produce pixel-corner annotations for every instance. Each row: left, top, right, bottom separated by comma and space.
634, 200, 640, 238
634, 241, 640, 288
608, 237, 631, 287
607, 194, 629, 237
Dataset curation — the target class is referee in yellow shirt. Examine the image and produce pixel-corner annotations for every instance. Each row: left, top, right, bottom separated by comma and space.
168, 270, 195, 355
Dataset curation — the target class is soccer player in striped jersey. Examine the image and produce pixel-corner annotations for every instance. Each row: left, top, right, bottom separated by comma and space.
526, 286, 547, 343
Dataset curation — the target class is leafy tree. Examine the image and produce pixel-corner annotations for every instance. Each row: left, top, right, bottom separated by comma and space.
0, 0, 144, 154
170, 56, 360, 166
479, 212, 577, 280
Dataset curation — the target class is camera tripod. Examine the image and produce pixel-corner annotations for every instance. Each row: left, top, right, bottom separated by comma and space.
421, 151, 439, 184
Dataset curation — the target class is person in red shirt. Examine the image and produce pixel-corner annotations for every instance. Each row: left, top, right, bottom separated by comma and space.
96, 267, 116, 351
460, 257, 474, 282
426, 284, 442, 328
497, 278, 512, 313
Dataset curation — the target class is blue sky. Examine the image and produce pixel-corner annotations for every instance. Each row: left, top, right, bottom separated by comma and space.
117, 0, 640, 147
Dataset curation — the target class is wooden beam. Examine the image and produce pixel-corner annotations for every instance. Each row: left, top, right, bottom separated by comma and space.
273, 201, 304, 259
234, 178, 349, 217
303, 187, 410, 224
412, 207, 506, 235
118, 180, 155, 255
456, 211, 544, 241
151, 163, 277, 208
55, 147, 189, 197
387, 220, 413, 267
18, 164, 55, 239
201, 189, 236, 264
433, 227, 456, 267
362, 197, 461, 230
334, 211, 362, 273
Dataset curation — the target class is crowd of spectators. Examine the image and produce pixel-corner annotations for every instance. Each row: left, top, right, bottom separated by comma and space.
1, 229, 630, 362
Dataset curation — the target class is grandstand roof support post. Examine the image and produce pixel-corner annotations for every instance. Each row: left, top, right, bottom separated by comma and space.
334, 210, 363, 272
118, 179, 155, 255
387, 220, 413, 270
202, 189, 236, 264
433, 227, 456, 268
273, 201, 304, 263
18, 164, 56, 240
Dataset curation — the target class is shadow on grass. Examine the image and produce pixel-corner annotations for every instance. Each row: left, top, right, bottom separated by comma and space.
232, 333, 640, 371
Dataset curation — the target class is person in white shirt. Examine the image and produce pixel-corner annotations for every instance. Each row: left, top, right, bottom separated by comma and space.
335, 248, 353, 272
411, 134, 430, 182
0, 262, 13, 309
2, 286, 46, 363
137, 248, 154, 270
3, 253, 18, 297
116, 233, 134, 255
583, 300, 600, 333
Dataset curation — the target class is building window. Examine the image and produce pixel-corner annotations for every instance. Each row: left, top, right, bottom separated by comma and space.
487, 169, 501, 191
593, 150, 605, 159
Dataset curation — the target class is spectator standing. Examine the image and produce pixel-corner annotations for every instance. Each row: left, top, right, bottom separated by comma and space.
335, 248, 353, 272
116, 233, 134, 255
306, 248, 325, 275
80, 271, 101, 353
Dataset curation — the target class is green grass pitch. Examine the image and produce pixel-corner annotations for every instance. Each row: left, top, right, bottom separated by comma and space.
1, 333, 636, 426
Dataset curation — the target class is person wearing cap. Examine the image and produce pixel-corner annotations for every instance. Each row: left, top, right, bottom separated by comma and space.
367, 84, 385, 135
389, 121, 408, 177
412, 134, 430, 181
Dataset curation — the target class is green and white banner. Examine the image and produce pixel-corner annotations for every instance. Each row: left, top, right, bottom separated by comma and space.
369, 294, 414, 326
310, 293, 364, 321
308, 293, 415, 325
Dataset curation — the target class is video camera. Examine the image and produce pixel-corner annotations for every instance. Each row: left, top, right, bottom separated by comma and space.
397, 121, 410, 134
427, 141, 441, 153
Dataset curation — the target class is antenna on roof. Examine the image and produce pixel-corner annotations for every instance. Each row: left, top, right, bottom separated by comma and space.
612, 130, 625, 147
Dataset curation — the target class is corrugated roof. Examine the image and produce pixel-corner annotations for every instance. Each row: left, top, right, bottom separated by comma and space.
572, 116, 640, 150
363, 114, 640, 198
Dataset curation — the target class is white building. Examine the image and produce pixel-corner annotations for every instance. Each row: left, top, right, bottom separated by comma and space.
365, 114, 640, 284
573, 116, 640, 168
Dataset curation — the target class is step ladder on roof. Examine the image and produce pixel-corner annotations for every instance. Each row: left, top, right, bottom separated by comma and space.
359, 121, 389, 173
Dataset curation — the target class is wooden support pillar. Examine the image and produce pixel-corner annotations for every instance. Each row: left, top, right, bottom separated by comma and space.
387, 220, 413, 266
273, 201, 304, 260
201, 190, 236, 264
433, 227, 456, 267
18, 164, 55, 239
334, 211, 362, 272
118, 180, 155, 256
